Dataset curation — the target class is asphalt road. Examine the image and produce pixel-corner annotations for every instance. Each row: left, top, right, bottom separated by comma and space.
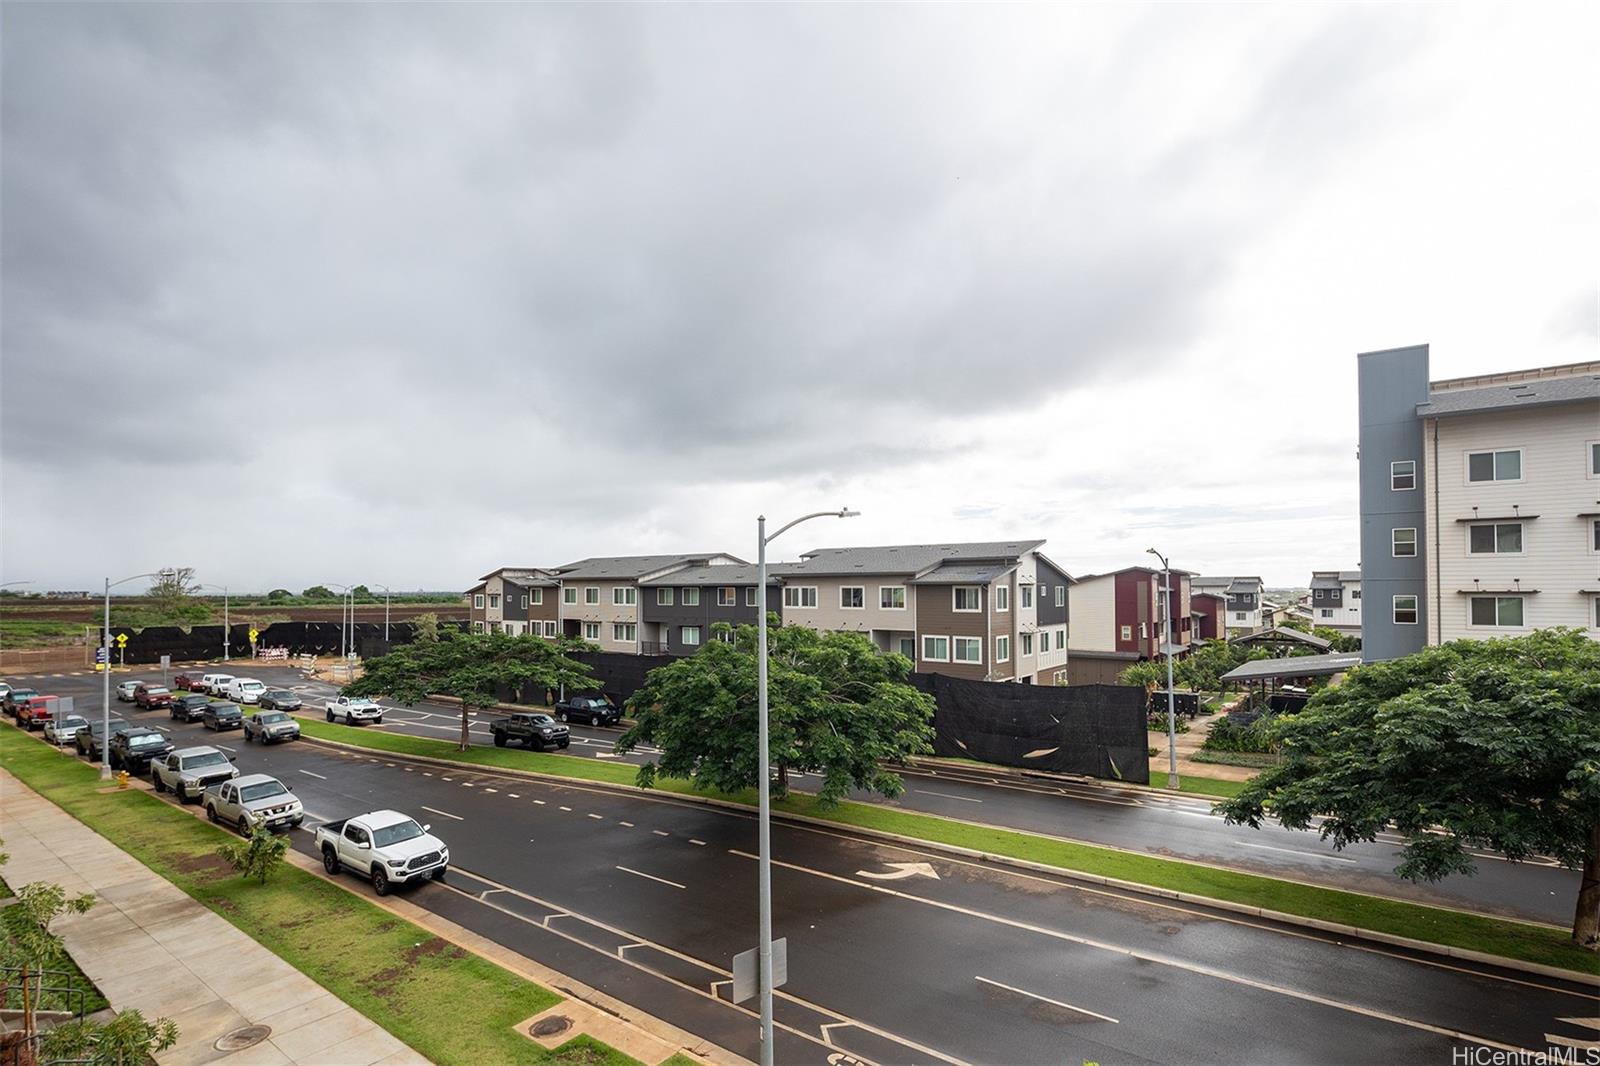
7, 665, 1597, 1066
11, 662, 1580, 925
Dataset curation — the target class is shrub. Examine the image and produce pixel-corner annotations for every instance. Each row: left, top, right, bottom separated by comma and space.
218, 828, 290, 885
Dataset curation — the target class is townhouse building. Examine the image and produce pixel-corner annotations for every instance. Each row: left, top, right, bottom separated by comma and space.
1190, 575, 1265, 635
466, 568, 562, 636
638, 564, 782, 655
1065, 567, 1194, 684
1191, 591, 1228, 641
1308, 570, 1362, 635
1357, 345, 1600, 661
553, 553, 744, 653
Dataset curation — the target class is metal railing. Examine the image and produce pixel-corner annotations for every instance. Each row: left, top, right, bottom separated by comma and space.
0, 965, 89, 1066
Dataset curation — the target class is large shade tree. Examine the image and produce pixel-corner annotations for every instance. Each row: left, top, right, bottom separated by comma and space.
1217, 629, 1600, 949
616, 622, 935, 807
343, 630, 595, 749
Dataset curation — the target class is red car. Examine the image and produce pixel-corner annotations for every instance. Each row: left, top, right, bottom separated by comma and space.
134, 685, 173, 710
172, 674, 204, 692
17, 694, 60, 731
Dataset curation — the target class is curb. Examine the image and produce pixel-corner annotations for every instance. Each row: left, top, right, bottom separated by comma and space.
296, 732, 1593, 985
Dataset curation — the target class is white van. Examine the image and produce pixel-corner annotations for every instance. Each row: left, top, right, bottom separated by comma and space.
224, 678, 267, 704
200, 673, 235, 696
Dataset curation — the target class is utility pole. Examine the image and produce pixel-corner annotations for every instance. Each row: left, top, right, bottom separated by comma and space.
1147, 548, 1180, 790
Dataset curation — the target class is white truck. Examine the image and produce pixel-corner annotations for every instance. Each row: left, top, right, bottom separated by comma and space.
314, 810, 448, 895
324, 696, 384, 725
223, 677, 267, 704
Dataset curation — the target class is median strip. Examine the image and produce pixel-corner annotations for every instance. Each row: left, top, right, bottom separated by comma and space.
292, 715, 1599, 978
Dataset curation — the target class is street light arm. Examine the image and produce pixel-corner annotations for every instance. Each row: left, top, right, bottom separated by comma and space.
763, 508, 859, 546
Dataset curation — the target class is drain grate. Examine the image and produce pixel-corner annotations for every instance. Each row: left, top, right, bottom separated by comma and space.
214, 1025, 272, 1052
530, 1016, 572, 1038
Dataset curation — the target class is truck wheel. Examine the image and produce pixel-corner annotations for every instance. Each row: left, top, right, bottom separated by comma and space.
206, 803, 219, 824
493, 732, 506, 748
432, 867, 446, 882
152, 772, 165, 793
373, 716, 383, 725
558, 740, 569, 750
371, 867, 390, 896
237, 816, 252, 838
326, 710, 334, 722
322, 847, 340, 875
557, 711, 567, 722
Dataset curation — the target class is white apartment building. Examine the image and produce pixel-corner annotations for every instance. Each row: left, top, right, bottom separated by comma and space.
1308, 570, 1361, 635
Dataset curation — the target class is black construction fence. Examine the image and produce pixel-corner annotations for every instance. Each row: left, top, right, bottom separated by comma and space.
96, 620, 468, 665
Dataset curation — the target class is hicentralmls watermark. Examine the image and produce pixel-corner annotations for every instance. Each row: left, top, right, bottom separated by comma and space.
1452, 1047, 1600, 1066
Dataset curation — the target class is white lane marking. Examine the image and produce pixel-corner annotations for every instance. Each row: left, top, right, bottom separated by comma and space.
974, 976, 1119, 1023
690, 839, 707, 846
1239, 842, 1358, 864
857, 862, 939, 881
508, 793, 519, 799
615, 865, 685, 890
483, 788, 498, 793
297, 770, 327, 780
913, 789, 984, 804
420, 806, 463, 821
533, 800, 546, 805
423, 772, 433, 776
462, 782, 475, 787
559, 805, 573, 812
587, 813, 603, 820
619, 821, 634, 827
652, 830, 669, 837
593, 752, 623, 759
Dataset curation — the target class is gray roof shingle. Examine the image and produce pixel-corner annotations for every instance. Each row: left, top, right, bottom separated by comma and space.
785, 540, 1044, 577
555, 553, 744, 580
911, 563, 1016, 585
1417, 373, 1599, 418
638, 563, 776, 587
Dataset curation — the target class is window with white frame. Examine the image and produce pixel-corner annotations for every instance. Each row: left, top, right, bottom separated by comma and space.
1469, 596, 1523, 627
1466, 448, 1522, 483
683, 587, 700, 606
1591, 441, 1600, 478
783, 586, 817, 608
1055, 585, 1065, 607
613, 623, 637, 642
879, 586, 906, 610
1594, 596, 1600, 628
898, 638, 916, 659
953, 586, 982, 612
1021, 632, 1033, 655
489, 594, 500, 608
718, 587, 737, 607
544, 621, 558, 637
532, 589, 544, 605
1590, 518, 1600, 553
473, 594, 484, 609
521, 594, 529, 608
1234, 612, 1247, 622
952, 637, 982, 664
995, 636, 1010, 662
1120, 624, 1132, 641
921, 635, 949, 662
584, 587, 600, 604
563, 587, 577, 604
473, 621, 485, 632
1390, 459, 1416, 491
681, 626, 701, 646
1320, 609, 1333, 619
613, 587, 636, 606
1392, 528, 1417, 557
716, 628, 735, 643
1038, 584, 1050, 602
1392, 595, 1418, 625
746, 588, 758, 607
1467, 522, 1523, 555
1313, 589, 1323, 601
995, 586, 1009, 612
583, 622, 600, 639
1056, 629, 1065, 650
1019, 584, 1033, 609
840, 586, 864, 609
657, 588, 674, 606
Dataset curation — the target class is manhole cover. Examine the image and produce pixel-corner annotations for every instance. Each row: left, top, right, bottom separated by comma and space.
214, 1025, 272, 1052
530, 1016, 572, 1038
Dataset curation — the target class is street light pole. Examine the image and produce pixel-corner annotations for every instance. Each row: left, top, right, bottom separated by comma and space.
322, 583, 354, 669
372, 585, 393, 643
1147, 548, 1179, 790
756, 507, 857, 1066
101, 570, 174, 780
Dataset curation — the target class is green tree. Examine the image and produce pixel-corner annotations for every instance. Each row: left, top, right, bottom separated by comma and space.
1217, 629, 1600, 949
9, 879, 95, 1035
265, 588, 294, 604
143, 567, 209, 626
1176, 641, 1235, 699
302, 585, 335, 600
351, 584, 374, 602
345, 630, 595, 750
218, 827, 291, 884
616, 622, 935, 808
411, 612, 440, 643
1117, 660, 1164, 701
40, 1009, 179, 1066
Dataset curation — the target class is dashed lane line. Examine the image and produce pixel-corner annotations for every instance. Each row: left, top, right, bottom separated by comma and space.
615, 865, 686, 890
974, 976, 1119, 1023
297, 770, 327, 780
912, 789, 984, 804
420, 805, 463, 821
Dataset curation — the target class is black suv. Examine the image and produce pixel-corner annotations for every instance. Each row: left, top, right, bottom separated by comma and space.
490, 712, 570, 751
553, 696, 622, 727
202, 702, 243, 731
76, 717, 130, 760
170, 694, 211, 722
108, 727, 173, 773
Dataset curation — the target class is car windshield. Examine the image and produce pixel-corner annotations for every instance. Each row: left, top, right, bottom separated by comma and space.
259, 713, 289, 724
211, 705, 240, 715
242, 682, 262, 689
529, 714, 554, 725
129, 733, 165, 748
240, 781, 288, 802
372, 819, 424, 847
145, 688, 169, 695
13, 690, 38, 699
265, 691, 292, 699
182, 752, 228, 768
61, 716, 87, 728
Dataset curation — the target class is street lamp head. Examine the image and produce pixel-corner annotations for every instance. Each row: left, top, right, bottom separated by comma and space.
838, 508, 860, 518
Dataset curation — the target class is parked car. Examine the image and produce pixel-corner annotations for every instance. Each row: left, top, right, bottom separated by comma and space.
553, 696, 622, 726
44, 714, 90, 745
107, 727, 174, 773
257, 689, 302, 711
223, 677, 266, 704
170, 694, 211, 722
324, 696, 383, 725
172, 673, 205, 692
134, 685, 173, 710
199, 673, 235, 696
4, 687, 40, 716
17, 694, 61, 731
205, 774, 305, 835
489, 712, 570, 751
201, 702, 243, 731
76, 717, 130, 760
314, 810, 447, 895
0, 682, 13, 704
243, 710, 300, 744
151, 745, 238, 803
116, 680, 147, 702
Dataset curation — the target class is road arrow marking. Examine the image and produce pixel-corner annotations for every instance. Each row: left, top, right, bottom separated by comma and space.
856, 862, 939, 881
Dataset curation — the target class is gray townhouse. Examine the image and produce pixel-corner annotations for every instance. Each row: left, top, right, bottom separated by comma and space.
551, 553, 745, 653
638, 564, 783, 655
1190, 575, 1265, 635
466, 567, 563, 636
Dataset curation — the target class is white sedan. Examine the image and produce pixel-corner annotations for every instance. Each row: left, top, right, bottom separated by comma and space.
44, 714, 90, 745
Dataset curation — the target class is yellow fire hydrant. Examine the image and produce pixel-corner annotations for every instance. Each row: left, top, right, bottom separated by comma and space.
116, 770, 130, 789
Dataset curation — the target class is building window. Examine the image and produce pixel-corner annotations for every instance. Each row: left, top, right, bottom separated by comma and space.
1234, 612, 1247, 622
1020, 584, 1033, 609
473, 621, 485, 633
613, 623, 637, 642
718, 587, 737, 607
583, 622, 600, 639
921, 635, 949, 662
898, 638, 916, 659
716, 629, 735, 643
520, 594, 529, 609
1120, 624, 1132, 641
563, 588, 577, 604
1351, 589, 1361, 600
879, 586, 906, 610
657, 588, 674, 606
1021, 633, 1033, 655
1392, 528, 1417, 557
473, 594, 484, 609
1466, 448, 1522, 483
746, 588, 758, 607
1469, 596, 1524, 627
488, 594, 500, 609
953, 637, 982, 664
783, 586, 817, 608
995, 586, 1009, 612
1138, 622, 1147, 639
1591, 441, 1600, 478
840, 587, 864, 609
584, 587, 600, 605
1391, 460, 1416, 491
1392, 595, 1419, 625
1590, 518, 1600, 554
682, 626, 701, 647
613, 587, 637, 606
545, 621, 558, 637
1594, 596, 1600, 628
1467, 522, 1523, 555
1313, 589, 1323, 601
532, 589, 544, 605
683, 588, 700, 606
995, 636, 1010, 663
1320, 609, 1333, 619
1055, 585, 1066, 607
1056, 629, 1065, 650
953, 586, 982, 612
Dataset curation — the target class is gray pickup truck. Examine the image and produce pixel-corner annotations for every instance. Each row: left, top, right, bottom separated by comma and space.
489, 712, 570, 751
243, 710, 301, 744
204, 774, 305, 834
151, 745, 238, 803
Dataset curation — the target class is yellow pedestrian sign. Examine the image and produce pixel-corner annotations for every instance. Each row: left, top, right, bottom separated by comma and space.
248, 628, 259, 643
115, 633, 128, 647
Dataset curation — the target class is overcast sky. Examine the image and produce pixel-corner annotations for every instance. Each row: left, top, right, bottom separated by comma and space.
3, 3, 1596, 593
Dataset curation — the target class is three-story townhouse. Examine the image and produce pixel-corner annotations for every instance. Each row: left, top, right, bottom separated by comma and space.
638, 564, 782, 655
1308, 570, 1362, 635
553, 554, 744, 653
467, 568, 562, 636
1065, 566, 1193, 683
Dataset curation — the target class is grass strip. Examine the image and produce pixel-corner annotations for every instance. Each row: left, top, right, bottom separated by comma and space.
0, 724, 648, 1066
1, 901, 111, 1015
298, 717, 1598, 977
1147, 771, 1247, 798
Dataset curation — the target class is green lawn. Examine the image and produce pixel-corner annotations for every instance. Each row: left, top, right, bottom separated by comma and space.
296, 717, 1598, 977
1, 899, 110, 1016
1147, 771, 1248, 798
0, 724, 653, 1066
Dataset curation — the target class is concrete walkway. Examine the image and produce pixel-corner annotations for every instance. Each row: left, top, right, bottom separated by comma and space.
0, 769, 429, 1066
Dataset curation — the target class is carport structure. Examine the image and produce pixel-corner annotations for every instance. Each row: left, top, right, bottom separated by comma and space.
1228, 626, 1333, 657
1221, 651, 1362, 706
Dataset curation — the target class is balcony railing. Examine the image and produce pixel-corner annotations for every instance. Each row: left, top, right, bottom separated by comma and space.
639, 641, 671, 655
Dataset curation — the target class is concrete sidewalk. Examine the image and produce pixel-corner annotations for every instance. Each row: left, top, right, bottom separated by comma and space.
0, 769, 429, 1066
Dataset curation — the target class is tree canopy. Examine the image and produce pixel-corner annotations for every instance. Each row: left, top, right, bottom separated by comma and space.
616, 622, 936, 808
343, 630, 595, 748
301, 585, 336, 600
1216, 628, 1600, 948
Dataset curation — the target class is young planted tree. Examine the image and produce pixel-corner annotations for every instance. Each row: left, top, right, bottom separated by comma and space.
411, 612, 441, 643
616, 622, 935, 808
8, 880, 95, 1036
344, 630, 595, 750
1217, 629, 1600, 949
40, 1009, 179, 1066
142, 567, 209, 626
218, 827, 291, 885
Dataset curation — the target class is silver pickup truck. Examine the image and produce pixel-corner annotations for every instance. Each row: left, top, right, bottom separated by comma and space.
203, 774, 305, 834
314, 810, 448, 896
151, 746, 238, 803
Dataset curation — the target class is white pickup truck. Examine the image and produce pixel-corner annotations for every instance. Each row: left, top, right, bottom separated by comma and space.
314, 810, 448, 895
324, 696, 384, 725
